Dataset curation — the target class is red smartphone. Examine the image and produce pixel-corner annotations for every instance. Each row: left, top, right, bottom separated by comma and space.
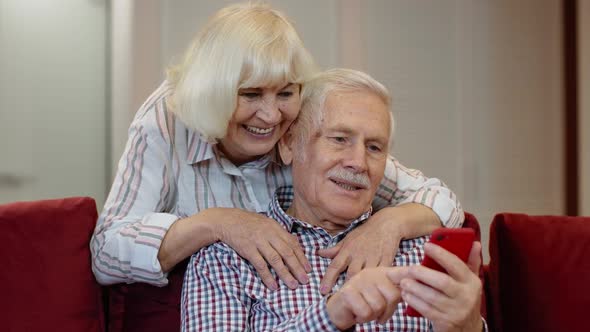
404, 228, 475, 317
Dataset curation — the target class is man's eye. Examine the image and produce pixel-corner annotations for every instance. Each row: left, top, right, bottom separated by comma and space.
330, 136, 347, 143
368, 144, 383, 153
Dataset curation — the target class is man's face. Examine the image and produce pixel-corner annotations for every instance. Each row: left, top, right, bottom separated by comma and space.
287, 90, 391, 232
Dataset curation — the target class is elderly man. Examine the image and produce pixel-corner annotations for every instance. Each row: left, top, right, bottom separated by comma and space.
181, 69, 485, 331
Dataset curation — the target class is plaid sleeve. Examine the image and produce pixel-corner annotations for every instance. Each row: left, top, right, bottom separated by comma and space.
181, 244, 251, 332
271, 297, 340, 332
373, 155, 464, 228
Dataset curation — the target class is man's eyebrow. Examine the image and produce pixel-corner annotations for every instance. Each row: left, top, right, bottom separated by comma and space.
324, 125, 388, 143
323, 126, 354, 135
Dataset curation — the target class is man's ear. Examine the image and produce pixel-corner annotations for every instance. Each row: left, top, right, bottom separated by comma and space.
278, 131, 294, 165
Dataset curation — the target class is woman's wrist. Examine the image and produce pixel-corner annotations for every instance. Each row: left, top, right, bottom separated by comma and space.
372, 204, 440, 239
157, 209, 222, 272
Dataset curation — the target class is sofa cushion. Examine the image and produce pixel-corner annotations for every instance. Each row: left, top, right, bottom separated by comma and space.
0, 197, 104, 332
487, 213, 590, 332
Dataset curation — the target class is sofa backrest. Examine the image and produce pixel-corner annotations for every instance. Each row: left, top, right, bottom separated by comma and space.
486, 213, 590, 332
463, 212, 487, 320
0, 197, 104, 332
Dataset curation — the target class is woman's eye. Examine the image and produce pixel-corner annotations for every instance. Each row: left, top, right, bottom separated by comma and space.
239, 92, 260, 99
278, 91, 294, 98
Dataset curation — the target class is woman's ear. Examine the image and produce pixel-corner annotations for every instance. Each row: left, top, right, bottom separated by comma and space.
278, 131, 294, 165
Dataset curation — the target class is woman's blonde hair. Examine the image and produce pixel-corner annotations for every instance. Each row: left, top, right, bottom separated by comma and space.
167, 2, 317, 141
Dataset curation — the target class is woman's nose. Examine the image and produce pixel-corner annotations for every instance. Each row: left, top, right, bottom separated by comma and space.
256, 98, 281, 123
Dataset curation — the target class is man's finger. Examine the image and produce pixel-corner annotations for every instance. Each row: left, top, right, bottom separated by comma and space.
423, 242, 472, 282
360, 283, 387, 318
378, 296, 398, 324
402, 289, 441, 321
466, 241, 482, 274
376, 274, 402, 323
385, 266, 410, 284
400, 277, 448, 314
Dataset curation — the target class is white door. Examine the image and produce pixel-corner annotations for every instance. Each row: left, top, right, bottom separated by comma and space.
0, 0, 107, 207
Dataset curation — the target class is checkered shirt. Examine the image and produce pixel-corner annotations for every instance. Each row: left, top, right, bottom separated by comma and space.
181, 186, 435, 331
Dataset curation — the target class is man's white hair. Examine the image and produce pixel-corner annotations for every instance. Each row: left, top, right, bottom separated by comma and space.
290, 68, 394, 156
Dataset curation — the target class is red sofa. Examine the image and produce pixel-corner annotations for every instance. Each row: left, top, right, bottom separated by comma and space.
484, 213, 590, 332
1, 197, 588, 331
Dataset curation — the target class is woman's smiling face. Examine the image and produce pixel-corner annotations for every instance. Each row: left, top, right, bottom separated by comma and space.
218, 83, 301, 165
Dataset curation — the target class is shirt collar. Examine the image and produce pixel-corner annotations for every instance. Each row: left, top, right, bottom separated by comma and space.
186, 129, 215, 164
186, 130, 284, 167
267, 186, 372, 239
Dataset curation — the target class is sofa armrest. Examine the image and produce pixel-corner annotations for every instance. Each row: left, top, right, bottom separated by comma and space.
0, 197, 104, 332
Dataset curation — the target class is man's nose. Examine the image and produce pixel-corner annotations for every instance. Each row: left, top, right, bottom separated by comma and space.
344, 143, 368, 172
256, 98, 281, 123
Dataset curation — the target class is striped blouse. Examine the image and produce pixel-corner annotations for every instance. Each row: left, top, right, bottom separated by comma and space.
90, 81, 464, 286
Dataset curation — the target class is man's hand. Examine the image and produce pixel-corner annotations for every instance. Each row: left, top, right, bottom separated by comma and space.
400, 241, 484, 332
326, 267, 408, 330
214, 208, 311, 290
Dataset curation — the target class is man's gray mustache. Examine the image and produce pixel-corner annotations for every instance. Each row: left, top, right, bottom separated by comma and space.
326, 168, 370, 188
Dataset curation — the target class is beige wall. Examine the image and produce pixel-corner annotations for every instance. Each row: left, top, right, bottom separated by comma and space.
364, 0, 564, 260
114, 0, 566, 261
0, 0, 107, 206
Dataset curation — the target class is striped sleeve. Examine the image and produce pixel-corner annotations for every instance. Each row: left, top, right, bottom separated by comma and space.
90, 93, 179, 286
373, 155, 464, 228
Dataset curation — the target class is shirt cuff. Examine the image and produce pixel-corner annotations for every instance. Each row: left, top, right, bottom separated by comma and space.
130, 212, 179, 286
301, 297, 341, 332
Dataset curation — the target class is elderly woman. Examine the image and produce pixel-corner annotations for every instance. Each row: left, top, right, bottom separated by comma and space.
91, 2, 464, 294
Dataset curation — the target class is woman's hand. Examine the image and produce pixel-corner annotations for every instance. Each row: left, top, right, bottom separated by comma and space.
213, 208, 311, 290
317, 213, 402, 295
